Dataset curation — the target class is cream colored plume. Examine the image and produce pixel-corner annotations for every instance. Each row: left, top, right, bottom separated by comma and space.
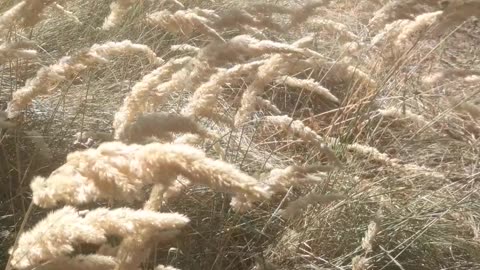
182, 60, 265, 118
9, 206, 189, 270
7, 40, 162, 118
33, 255, 118, 270
0, 41, 37, 63
147, 8, 224, 41
276, 75, 339, 104
265, 164, 335, 193
361, 220, 379, 253
0, 0, 57, 35
113, 56, 191, 140
120, 112, 212, 143
102, 0, 138, 30
9, 206, 106, 270
309, 18, 358, 41
394, 11, 443, 50
31, 142, 271, 208
376, 107, 429, 127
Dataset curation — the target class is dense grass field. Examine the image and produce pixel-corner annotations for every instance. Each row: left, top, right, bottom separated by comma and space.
1, 0, 480, 269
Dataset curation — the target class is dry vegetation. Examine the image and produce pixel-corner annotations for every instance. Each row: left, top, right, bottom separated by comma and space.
1, 0, 480, 269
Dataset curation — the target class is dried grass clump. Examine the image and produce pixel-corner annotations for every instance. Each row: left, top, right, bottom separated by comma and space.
6, 40, 162, 118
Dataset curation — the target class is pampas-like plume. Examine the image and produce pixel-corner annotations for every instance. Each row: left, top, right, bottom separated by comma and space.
9, 206, 189, 270
102, 0, 138, 30
147, 9, 225, 41
309, 18, 358, 41
371, 19, 410, 47
256, 97, 281, 115
33, 255, 118, 270
265, 164, 335, 193
343, 142, 445, 179
361, 220, 379, 253
265, 115, 443, 178
279, 193, 345, 219
213, 8, 283, 32
368, 0, 439, 30
0, 0, 57, 35
113, 56, 190, 140
195, 35, 306, 66
182, 60, 265, 118
234, 54, 293, 127
230, 37, 325, 127
0, 2, 26, 35
394, 11, 443, 50
31, 142, 271, 208
289, 0, 332, 27
422, 69, 480, 85
121, 112, 212, 143
0, 41, 37, 63
171, 44, 200, 53
83, 207, 189, 237
263, 115, 341, 166
6, 40, 162, 118
276, 75, 339, 105
245, 1, 330, 28
376, 107, 429, 127
130, 35, 309, 133
9, 206, 106, 270
352, 256, 369, 270
155, 265, 180, 270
